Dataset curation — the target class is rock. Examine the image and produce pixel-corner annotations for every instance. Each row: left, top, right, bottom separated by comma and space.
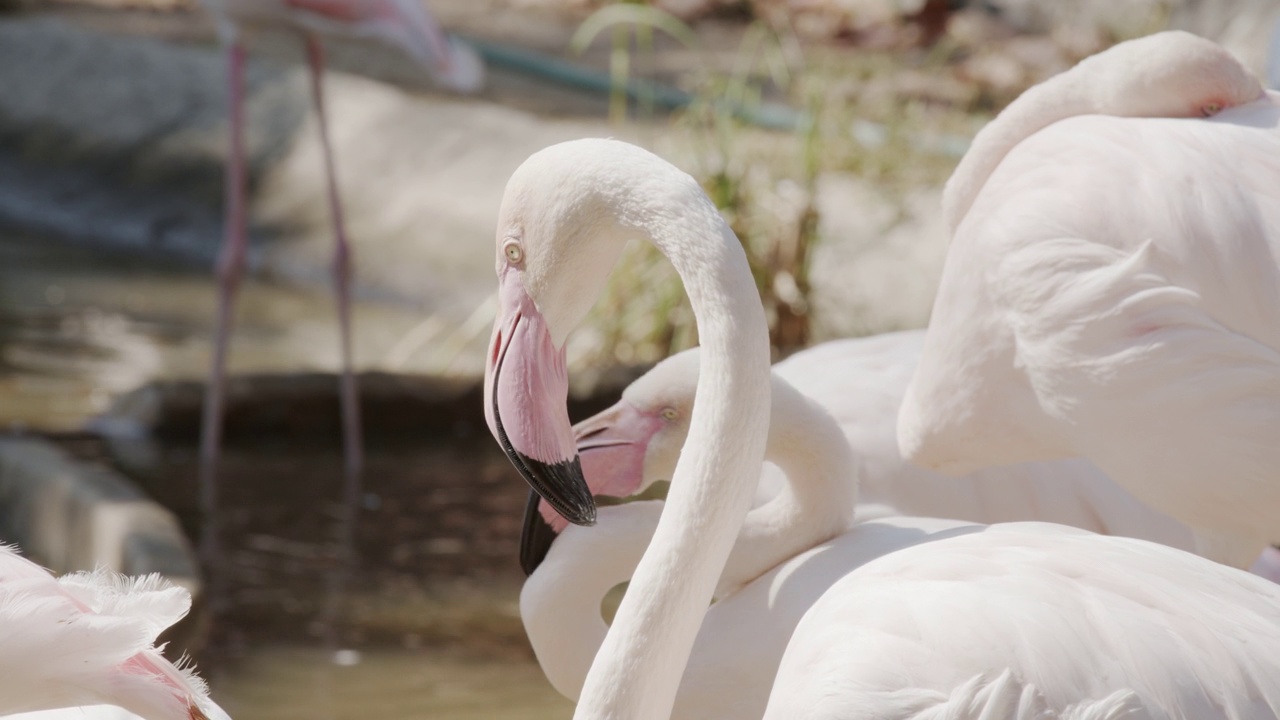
0, 436, 204, 651
0, 14, 621, 326
0, 437, 198, 580
0, 16, 304, 265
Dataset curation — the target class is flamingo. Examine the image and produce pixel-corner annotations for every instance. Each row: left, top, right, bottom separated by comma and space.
192, 0, 483, 562
0, 546, 229, 720
897, 30, 1280, 566
559, 348, 857, 597
485, 138, 1280, 719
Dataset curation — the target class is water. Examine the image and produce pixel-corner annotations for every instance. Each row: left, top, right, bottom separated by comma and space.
0, 232, 575, 718
215, 647, 571, 720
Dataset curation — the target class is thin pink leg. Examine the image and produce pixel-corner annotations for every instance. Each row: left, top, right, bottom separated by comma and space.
198, 40, 248, 576
304, 36, 365, 539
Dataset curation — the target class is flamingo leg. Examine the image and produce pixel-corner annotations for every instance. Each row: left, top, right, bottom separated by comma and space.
198, 39, 248, 577
304, 36, 365, 545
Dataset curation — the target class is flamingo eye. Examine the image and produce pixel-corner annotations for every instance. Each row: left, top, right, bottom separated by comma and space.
660, 407, 679, 421
504, 241, 524, 265
1202, 102, 1222, 117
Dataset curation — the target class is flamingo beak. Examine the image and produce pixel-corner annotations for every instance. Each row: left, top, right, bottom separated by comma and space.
485, 274, 596, 527
519, 489, 559, 576
518, 399, 665, 575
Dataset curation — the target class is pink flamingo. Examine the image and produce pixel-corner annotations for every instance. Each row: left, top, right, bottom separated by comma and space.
192, 0, 483, 565
0, 546, 230, 720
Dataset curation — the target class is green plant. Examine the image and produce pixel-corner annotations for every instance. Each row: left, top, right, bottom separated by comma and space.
570, 9, 825, 367
570, 4, 702, 124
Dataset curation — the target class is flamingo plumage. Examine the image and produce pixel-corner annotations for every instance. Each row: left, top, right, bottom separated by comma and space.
899, 30, 1280, 565
0, 546, 228, 720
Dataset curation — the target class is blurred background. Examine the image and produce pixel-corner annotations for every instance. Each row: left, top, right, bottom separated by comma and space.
0, 0, 1276, 717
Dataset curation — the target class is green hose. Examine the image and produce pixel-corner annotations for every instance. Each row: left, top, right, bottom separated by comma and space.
460, 35, 805, 132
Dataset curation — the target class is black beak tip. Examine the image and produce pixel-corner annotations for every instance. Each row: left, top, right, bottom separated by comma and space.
520, 489, 559, 576
512, 452, 597, 527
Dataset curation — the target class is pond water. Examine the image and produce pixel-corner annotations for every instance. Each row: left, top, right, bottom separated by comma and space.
0, 233, 579, 719
214, 647, 571, 720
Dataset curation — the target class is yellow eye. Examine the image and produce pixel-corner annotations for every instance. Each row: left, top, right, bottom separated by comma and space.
1202, 102, 1222, 117
660, 407, 679, 421
504, 241, 524, 264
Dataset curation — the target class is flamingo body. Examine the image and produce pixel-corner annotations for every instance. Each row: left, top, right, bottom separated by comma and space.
766, 523, 1280, 719
778, 332, 1200, 549
524, 504, 980, 718
0, 547, 227, 720
900, 86, 1280, 563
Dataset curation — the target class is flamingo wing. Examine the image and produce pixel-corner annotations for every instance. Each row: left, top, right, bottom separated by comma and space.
899, 95, 1280, 559
766, 523, 1280, 719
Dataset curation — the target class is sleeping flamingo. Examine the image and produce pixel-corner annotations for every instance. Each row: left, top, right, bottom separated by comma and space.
0, 546, 229, 720
192, 0, 483, 562
898, 30, 1280, 566
485, 137, 1280, 719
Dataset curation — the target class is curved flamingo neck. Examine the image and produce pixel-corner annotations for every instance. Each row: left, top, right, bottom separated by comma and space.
943, 70, 1088, 232
574, 185, 772, 719
718, 376, 857, 597
520, 502, 662, 700
523, 379, 857, 699
942, 32, 1263, 232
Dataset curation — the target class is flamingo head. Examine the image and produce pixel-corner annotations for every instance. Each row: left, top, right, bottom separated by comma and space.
486, 140, 670, 529
520, 350, 702, 575
1090, 31, 1263, 119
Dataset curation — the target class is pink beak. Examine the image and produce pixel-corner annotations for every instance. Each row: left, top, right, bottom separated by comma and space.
519, 398, 665, 575
485, 270, 596, 528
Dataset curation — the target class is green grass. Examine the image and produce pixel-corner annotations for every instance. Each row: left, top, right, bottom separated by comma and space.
567, 19, 984, 367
